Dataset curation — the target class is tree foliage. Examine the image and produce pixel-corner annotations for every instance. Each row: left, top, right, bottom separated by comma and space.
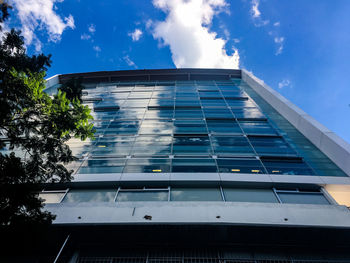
0, 4, 94, 226
59, 77, 84, 101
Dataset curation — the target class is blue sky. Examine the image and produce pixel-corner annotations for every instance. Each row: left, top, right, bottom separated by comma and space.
3, 0, 350, 143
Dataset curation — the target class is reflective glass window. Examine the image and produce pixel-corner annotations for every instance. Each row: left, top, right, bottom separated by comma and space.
199, 91, 222, 98
123, 99, 149, 108
175, 99, 201, 107
217, 85, 240, 91
203, 108, 233, 118
39, 191, 66, 204
226, 99, 255, 107
262, 158, 315, 175
239, 121, 277, 135
200, 98, 227, 107
144, 109, 173, 119
62, 189, 117, 203
149, 99, 174, 107
174, 120, 207, 134
207, 120, 242, 134
139, 120, 173, 134
211, 136, 254, 155
224, 188, 278, 203
92, 141, 133, 156
133, 136, 172, 155
172, 136, 212, 154
152, 91, 174, 98
123, 158, 171, 173
248, 136, 297, 156
117, 190, 169, 202
174, 109, 203, 119
105, 120, 140, 135
277, 192, 330, 205
128, 92, 152, 98
231, 108, 265, 119
217, 158, 264, 173
116, 109, 145, 119
171, 188, 222, 201
172, 158, 217, 172
79, 158, 126, 173
221, 91, 246, 97
197, 86, 219, 91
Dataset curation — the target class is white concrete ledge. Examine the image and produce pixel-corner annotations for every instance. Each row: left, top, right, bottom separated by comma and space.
45, 74, 60, 89
71, 172, 350, 186
242, 69, 350, 177
47, 202, 350, 228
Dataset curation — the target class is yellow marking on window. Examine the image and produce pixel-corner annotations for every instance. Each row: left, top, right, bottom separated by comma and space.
272, 170, 281, 173
231, 169, 240, 172
98, 145, 106, 148
251, 170, 260, 173
152, 169, 162, 172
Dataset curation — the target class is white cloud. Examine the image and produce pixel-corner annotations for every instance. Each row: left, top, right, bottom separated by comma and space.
151, 0, 239, 69
273, 21, 280, 27
250, 0, 269, 27
93, 45, 101, 52
9, 0, 75, 50
233, 38, 240, 43
145, 19, 153, 29
251, 0, 261, 18
128, 28, 143, 42
278, 79, 290, 89
123, 55, 137, 68
81, 33, 91, 40
274, 36, 284, 55
88, 24, 96, 33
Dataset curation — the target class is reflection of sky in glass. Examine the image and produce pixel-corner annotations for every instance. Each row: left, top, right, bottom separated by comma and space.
39, 192, 65, 203
117, 191, 168, 202
170, 188, 222, 201
64, 80, 322, 176
62, 190, 116, 202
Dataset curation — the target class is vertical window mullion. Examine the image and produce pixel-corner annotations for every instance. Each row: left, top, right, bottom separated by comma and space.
272, 188, 282, 204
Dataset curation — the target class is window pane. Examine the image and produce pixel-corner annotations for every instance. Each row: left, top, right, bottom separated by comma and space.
224, 188, 278, 203
39, 192, 65, 204
174, 109, 203, 119
231, 108, 265, 119
144, 109, 173, 119
172, 158, 217, 172
171, 188, 222, 201
211, 136, 254, 155
207, 120, 242, 134
249, 136, 297, 156
203, 109, 233, 118
262, 158, 315, 175
217, 158, 264, 173
62, 190, 117, 203
117, 191, 168, 202
139, 120, 173, 134
123, 158, 171, 173
174, 120, 207, 134
278, 192, 330, 205
239, 121, 277, 135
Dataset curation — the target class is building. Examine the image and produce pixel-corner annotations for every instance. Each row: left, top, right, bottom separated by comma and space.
11, 69, 350, 262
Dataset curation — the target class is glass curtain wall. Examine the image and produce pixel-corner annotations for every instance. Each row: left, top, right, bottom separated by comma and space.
66, 79, 344, 177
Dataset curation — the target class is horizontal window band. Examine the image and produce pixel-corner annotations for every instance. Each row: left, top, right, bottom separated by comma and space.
147, 106, 174, 110
260, 156, 304, 162
223, 97, 249, 100
94, 106, 120, 112
247, 134, 283, 139
205, 118, 236, 121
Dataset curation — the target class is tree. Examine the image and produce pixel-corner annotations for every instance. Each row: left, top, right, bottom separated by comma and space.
0, 3, 95, 225
59, 77, 84, 101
